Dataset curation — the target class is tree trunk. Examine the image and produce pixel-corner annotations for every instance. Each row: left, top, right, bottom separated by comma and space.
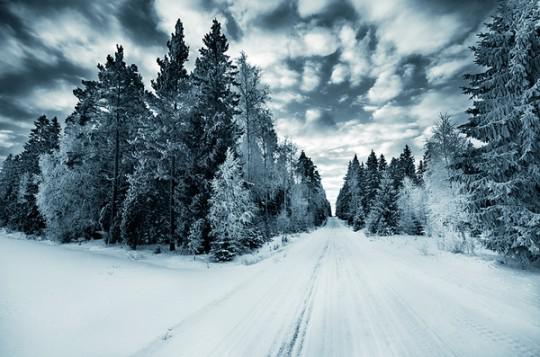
108, 116, 120, 245
169, 155, 176, 251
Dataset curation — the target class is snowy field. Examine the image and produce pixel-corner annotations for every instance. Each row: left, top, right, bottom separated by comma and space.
1, 218, 539, 357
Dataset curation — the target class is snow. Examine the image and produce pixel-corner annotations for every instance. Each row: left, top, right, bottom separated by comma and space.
1, 218, 539, 357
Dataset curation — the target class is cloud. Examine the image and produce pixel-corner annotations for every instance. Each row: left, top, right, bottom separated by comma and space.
366, 69, 403, 104
301, 61, 321, 92
0, 0, 497, 209
305, 108, 321, 124
297, 0, 333, 18
350, 0, 468, 56
337, 24, 371, 85
330, 63, 349, 84
262, 63, 300, 90
289, 26, 339, 57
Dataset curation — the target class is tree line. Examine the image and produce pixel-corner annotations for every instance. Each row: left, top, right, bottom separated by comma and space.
0, 19, 331, 261
337, 0, 540, 263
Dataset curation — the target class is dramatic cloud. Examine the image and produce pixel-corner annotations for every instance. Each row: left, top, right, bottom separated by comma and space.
0, 0, 497, 209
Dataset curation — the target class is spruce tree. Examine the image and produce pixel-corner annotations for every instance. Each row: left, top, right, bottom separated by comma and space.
191, 19, 240, 252
362, 150, 379, 215
4, 115, 60, 234
366, 171, 399, 236
96, 45, 148, 244
236, 52, 279, 238
378, 154, 387, 172
121, 19, 191, 250
399, 144, 416, 183
209, 149, 259, 261
462, 0, 540, 261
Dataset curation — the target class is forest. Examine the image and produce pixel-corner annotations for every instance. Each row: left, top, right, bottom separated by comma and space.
0, 19, 331, 261
337, 0, 540, 264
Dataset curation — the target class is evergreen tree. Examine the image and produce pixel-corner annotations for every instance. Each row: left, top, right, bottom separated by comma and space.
39, 46, 147, 243
424, 114, 472, 252
366, 171, 399, 236
399, 144, 417, 184
462, 0, 540, 261
295, 151, 331, 227
397, 177, 425, 235
96, 45, 148, 244
236, 52, 280, 238
378, 154, 387, 172
121, 19, 191, 250
352, 162, 366, 230
0, 155, 21, 226
335, 160, 352, 220
190, 19, 240, 252
209, 149, 260, 261
2, 115, 60, 234
362, 150, 380, 215
416, 160, 426, 186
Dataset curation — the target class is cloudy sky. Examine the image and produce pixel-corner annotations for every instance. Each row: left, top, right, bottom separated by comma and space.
0, 0, 496, 207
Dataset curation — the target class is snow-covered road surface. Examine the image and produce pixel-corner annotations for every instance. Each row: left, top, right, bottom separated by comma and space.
1, 218, 539, 357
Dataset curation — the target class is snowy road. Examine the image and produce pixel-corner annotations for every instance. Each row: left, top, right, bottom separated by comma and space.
1, 218, 540, 357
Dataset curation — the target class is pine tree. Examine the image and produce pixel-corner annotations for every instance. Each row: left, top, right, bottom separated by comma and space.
0, 155, 21, 226
378, 154, 387, 172
209, 149, 260, 261
96, 45, 148, 244
462, 0, 540, 261
39, 46, 147, 243
352, 162, 366, 230
416, 160, 426, 186
121, 19, 192, 250
366, 171, 399, 236
4, 115, 60, 234
424, 114, 471, 251
336, 160, 352, 220
399, 145, 416, 183
236, 52, 280, 238
190, 19, 240, 252
397, 177, 425, 235
363, 150, 379, 215
295, 151, 331, 227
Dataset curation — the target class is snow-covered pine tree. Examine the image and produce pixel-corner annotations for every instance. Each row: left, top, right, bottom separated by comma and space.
2, 115, 60, 234
274, 139, 298, 233
424, 114, 472, 252
0, 154, 21, 227
335, 160, 352, 220
295, 151, 331, 227
38, 46, 147, 243
235, 52, 280, 238
362, 150, 380, 215
397, 177, 426, 235
191, 19, 240, 252
209, 149, 260, 261
399, 145, 417, 184
121, 19, 192, 250
352, 162, 367, 231
366, 171, 399, 236
462, 0, 540, 261
95, 45, 148, 244
416, 160, 426, 186
378, 154, 387, 172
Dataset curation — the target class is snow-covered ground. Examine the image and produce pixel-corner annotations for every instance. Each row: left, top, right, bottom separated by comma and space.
1, 218, 539, 357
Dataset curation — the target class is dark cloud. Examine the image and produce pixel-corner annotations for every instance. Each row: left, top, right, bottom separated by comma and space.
257, 1, 298, 30
117, 0, 168, 46
0, 55, 89, 98
305, 1, 358, 27
0, 0, 499, 203
221, 9, 243, 41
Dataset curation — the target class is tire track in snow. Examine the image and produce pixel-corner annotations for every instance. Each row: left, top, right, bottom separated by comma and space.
272, 239, 329, 357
